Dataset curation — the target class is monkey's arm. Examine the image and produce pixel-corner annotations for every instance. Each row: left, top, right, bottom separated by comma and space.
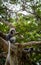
0, 31, 6, 40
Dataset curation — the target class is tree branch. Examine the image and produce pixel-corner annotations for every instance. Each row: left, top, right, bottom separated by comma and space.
15, 41, 41, 47
0, 37, 16, 52
0, 19, 15, 28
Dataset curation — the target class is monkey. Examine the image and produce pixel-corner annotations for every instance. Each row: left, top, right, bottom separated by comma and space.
5, 28, 18, 65
6, 28, 16, 41
4, 28, 15, 65
0, 28, 18, 43
0, 28, 18, 65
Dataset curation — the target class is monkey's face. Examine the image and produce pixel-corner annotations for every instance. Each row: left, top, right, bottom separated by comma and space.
10, 30, 16, 36
9, 28, 19, 36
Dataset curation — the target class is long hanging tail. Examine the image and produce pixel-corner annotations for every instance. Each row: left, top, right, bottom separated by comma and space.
5, 41, 11, 65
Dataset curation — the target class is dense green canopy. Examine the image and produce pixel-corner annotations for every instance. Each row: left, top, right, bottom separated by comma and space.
0, 0, 41, 65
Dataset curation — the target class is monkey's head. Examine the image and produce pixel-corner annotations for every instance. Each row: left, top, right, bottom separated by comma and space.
9, 28, 18, 36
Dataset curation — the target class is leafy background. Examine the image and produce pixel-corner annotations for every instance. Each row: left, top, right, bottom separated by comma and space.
0, 0, 41, 65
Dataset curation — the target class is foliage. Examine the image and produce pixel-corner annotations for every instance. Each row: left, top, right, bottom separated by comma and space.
0, 0, 41, 65
13, 16, 41, 43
